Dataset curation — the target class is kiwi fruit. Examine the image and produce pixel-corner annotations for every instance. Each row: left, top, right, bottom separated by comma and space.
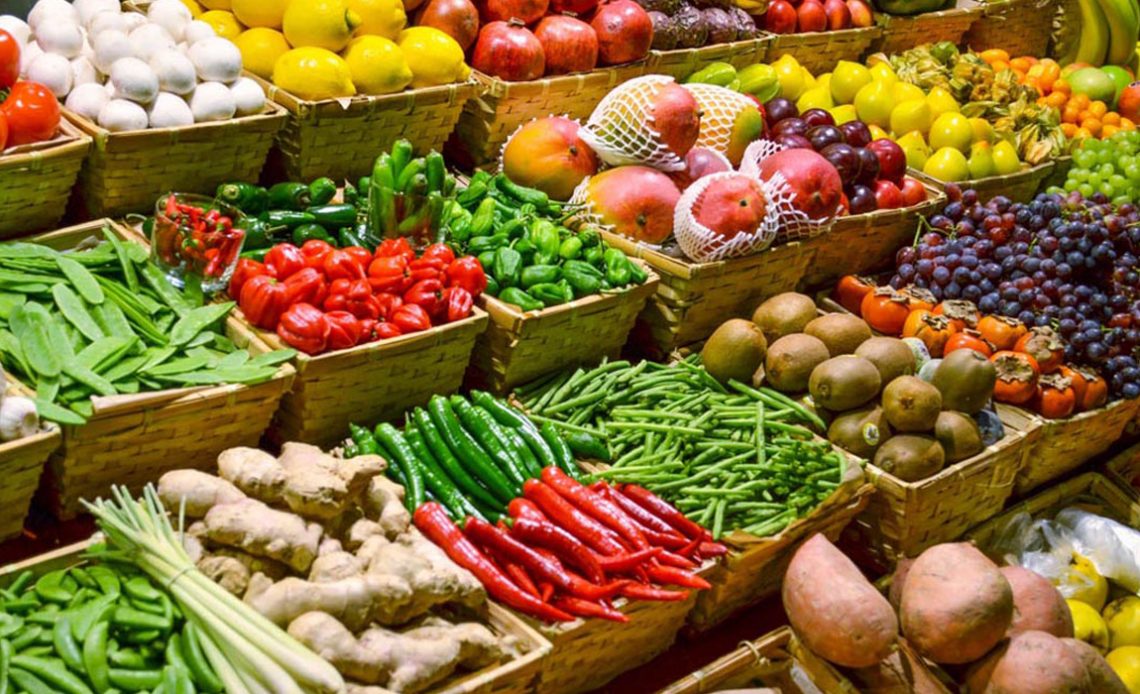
828, 406, 891, 458
881, 376, 942, 433
765, 333, 830, 393
931, 349, 997, 414
808, 355, 882, 411
855, 337, 917, 384
873, 435, 946, 482
935, 411, 985, 463
752, 292, 817, 343
804, 314, 873, 356
702, 319, 768, 384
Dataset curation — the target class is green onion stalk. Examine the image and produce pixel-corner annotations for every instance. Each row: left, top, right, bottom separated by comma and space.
83, 485, 345, 694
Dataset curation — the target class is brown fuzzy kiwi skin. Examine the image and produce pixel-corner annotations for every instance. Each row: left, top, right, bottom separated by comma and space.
805, 314, 874, 357
702, 319, 768, 384
752, 292, 818, 344
934, 411, 984, 463
881, 376, 943, 433
856, 336, 917, 385
765, 333, 830, 393
873, 435, 945, 482
827, 406, 891, 458
808, 355, 882, 412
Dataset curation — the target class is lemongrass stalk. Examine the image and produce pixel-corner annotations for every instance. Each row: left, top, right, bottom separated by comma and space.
195, 617, 253, 694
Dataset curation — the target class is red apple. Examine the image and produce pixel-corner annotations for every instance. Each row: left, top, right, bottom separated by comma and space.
900, 177, 927, 207
764, 0, 798, 33
1119, 82, 1140, 123
873, 179, 903, 210
796, 0, 827, 32
823, 0, 851, 29
867, 138, 906, 184
846, 0, 873, 27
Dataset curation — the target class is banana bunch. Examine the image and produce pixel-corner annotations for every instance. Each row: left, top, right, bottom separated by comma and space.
734, 0, 767, 15
1066, 0, 1140, 67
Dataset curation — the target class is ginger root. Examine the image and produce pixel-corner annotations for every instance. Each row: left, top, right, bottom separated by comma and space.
310, 550, 365, 584
203, 498, 323, 572
158, 469, 245, 518
356, 535, 484, 622
362, 476, 410, 538
198, 555, 251, 596
244, 574, 413, 630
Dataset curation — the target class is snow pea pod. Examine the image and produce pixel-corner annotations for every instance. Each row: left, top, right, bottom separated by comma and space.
56, 256, 103, 305
168, 303, 234, 347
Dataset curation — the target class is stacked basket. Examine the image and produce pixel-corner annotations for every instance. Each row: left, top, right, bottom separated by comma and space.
0, 120, 90, 239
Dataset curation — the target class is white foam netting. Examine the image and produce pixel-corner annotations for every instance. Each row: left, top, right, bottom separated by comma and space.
674, 171, 781, 263
683, 83, 759, 164
739, 139, 836, 242
579, 75, 690, 172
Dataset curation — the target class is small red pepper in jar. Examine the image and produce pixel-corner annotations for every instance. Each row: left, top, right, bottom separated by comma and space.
324, 310, 362, 351
265, 244, 305, 280
239, 275, 290, 330
277, 303, 331, 355
446, 256, 487, 298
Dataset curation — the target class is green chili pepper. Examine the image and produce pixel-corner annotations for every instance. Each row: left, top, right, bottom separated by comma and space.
468, 198, 496, 237
427, 396, 516, 505
604, 248, 633, 287
562, 260, 604, 297
214, 183, 268, 215
307, 177, 337, 206
628, 258, 648, 284
457, 180, 489, 208
499, 218, 527, 240
267, 182, 311, 211
337, 226, 367, 248
520, 264, 561, 288
512, 238, 536, 264
342, 182, 360, 207
397, 161, 427, 194
425, 151, 445, 192
484, 275, 500, 297
578, 228, 601, 247
306, 204, 357, 227
558, 236, 583, 260
374, 423, 426, 513
498, 287, 543, 312
292, 224, 334, 246
528, 281, 574, 307
241, 218, 275, 250
494, 175, 549, 208
349, 422, 381, 456
492, 247, 523, 288
357, 176, 371, 194
389, 139, 414, 183
259, 210, 316, 229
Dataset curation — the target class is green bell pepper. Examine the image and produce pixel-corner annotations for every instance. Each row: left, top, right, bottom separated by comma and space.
477, 251, 497, 272
499, 218, 527, 240
267, 182, 311, 211
604, 248, 632, 287
529, 281, 574, 307
512, 238, 536, 265
293, 224, 335, 246
492, 247, 523, 289
241, 249, 270, 262
559, 236, 583, 261
499, 287, 543, 312
484, 275, 501, 297
468, 198, 496, 237
308, 177, 338, 206
583, 246, 604, 267
628, 258, 648, 284
529, 220, 561, 265
242, 218, 275, 250
307, 204, 358, 227
469, 235, 509, 254
521, 264, 561, 289
578, 228, 601, 248
215, 182, 268, 214
563, 260, 603, 297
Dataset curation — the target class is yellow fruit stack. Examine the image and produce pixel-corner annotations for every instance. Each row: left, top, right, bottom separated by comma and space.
207, 0, 469, 100
1064, 553, 1140, 691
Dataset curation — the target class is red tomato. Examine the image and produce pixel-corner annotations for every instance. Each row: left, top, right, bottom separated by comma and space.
0, 30, 19, 90
0, 112, 7, 151
0, 82, 61, 146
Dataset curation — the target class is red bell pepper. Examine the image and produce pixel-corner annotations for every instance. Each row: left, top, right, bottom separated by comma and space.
542, 468, 649, 550
300, 239, 334, 269
446, 256, 488, 298
283, 267, 328, 307
374, 292, 403, 321
421, 242, 456, 267
391, 303, 431, 333
375, 237, 415, 261
276, 303, 330, 355
265, 243, 305, 280
342, 246, 372, 268
408, 257, 445, 283
239, 275, 290, 330
325, 310, 362, 351
374, 322, 403, 339
443, 286, 473, 323
404, 279, 444, 318
367, 255, 411, 294
228, 258, 270, 300
324, 278, 381, 320
323, 249, 366, 282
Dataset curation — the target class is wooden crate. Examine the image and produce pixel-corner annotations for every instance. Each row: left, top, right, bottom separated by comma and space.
0, 119, 90, 239
766, 26, 882, 75
19, 220, 294, 518
65, 104, 285, 219
647, 37, 773, 81
466, 262, 659, 394
0, 382, 60, 542
601, 233, 816, 359
1105, 441, 1140, 499
256, 75, 477, 183
912, 159, 1054, 205
963, 0, 1057, 56
873, 0, 986, 54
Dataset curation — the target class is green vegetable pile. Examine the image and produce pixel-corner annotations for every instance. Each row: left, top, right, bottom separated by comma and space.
517, 356, 851, 540
0, 554, 222, 694
0, 228, 293, 425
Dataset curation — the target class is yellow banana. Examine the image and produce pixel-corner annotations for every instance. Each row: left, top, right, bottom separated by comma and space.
1097, 0, 1140, 65
1077, 0, 1110, 66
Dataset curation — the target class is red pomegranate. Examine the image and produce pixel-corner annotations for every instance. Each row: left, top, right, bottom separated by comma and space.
590, 0, 653, 66
693, 174, 769, 237
551, 0, 598, 14
480, 0, 548, 25
502, 116, 599, 200
415, 0, 480, 50
757, 148, 842, 220
533, 15, 598, 75
585, 166, 680, 244
472, 21, 546, 82
669, 147, 731, 190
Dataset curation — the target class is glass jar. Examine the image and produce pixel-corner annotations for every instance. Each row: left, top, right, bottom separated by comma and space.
151, 193, 246, 294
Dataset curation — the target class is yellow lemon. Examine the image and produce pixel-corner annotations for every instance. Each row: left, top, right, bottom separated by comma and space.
815, 72, 830, 93
829, 104, 858, 124
890, 99, 931, 136
926, 85, 959, 119
180, 0, 204, 17
199, 10, 243, 39
992, 140, 1022, 175
854, 79, 893, 128
1069, 599, 1111, 652
1107, 647, 1140, 693
928, 112, 974, 152
924, 146, 970, 181
1068, 554, 1109, 611
800, 67, 816, 90
232, 0, 290, 28
831, 60, 872, 105
199, 0, 231, 9
772, 54, 806, 101
347, 0, 405, 38
869, 124, 890, 140
235, 27, 290, 80
892, 81, 926, 105
869, 61, 898, 85
283, 0, 361, 52
1106, 597, 1140, 650
969, 117, 994, 144
397, 26, 470, 88
797, 86, 834, 112
273, 46, 355, 100
967, 141, 996, 179
342, 35, 410, 94
896, 130, 930, 169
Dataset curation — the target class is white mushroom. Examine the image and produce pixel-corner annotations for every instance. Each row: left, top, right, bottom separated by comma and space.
187, 37, 241, 83
147, 0, 192, 42
66, 81, 111, 121
188, 81, 235, 122
182, 20, 215, 45
32, 20, 84, 58
0, 396, 39, 442
92, 29, 134, 73
87, 10, 126, 37
74, 0, 119, 26
28, 0, 78, 33
26, 52, 72, 98
18, 41, 43, 78
230, 77, 265, 116
128, 23, 176, 61
70, 55, 98, 87
110, 56, 158, 103
148, 91, 194, 128
0, 15, 31, 49
149, 48, 196, 95
98, 98, 148, 131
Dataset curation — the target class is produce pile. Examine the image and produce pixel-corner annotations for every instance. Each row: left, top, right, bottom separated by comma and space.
0, 229, 292, 424
1054, 130, 1140, 203
761, 0, 873, 34
0, 27, 61, 150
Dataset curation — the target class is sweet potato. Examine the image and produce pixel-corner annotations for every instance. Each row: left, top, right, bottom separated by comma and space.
900, 542, 1013, 664
888, 556, 913, 613
782, 533, 898, 668
847, 640, 947, 694
1062, 638, 1129, 694
980, 631, 1091, 693
1001, 565, 1074, 638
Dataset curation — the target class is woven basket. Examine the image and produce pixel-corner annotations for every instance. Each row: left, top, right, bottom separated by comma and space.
229, 307, 488, 450
255, 75, 478, 183
998, 398, 1140, 498
465, 262, 659, 394
766, 26, 883, 75
600, 233, 816, 359
873, 0, 985, 54
0, 383, 60, 542
447, 65, 648, 169
963, 0, 1056, 55
24, 220, 295, 519
1041, 154, 1072, 192
797, 183, 946, 291
0, 120, 90, 240
65, 104, 285, 219
1104, 441, 1140, 500
647, 37, 774, 81
913, 159, 1054, 204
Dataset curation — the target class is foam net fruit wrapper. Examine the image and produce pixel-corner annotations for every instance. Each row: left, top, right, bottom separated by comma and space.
683, 83, 758, 162
579, 75, 689, 172
674, 171, 781, 262
739, 139, 835, 242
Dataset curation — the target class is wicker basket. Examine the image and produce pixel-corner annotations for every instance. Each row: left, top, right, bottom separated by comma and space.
1041, 154, 1072, 191
65, 104, 285, 219
1104, 441, 1140, 499
647, 37, 774, 81
256, 75, 478, 183
797, 183, 946, 291
0, 383, 60, 543
766, 26, 883, 75
912, 159, 1054, 204
228, 306, 488, 450
998, 399, 1140, 498
962, 0, 1056, 56
873, 0, 986, 54
446, 65, 648, 169
23, 220, 294, 518
601, 233, 816, 359
0, 120, 90, 240
465, 262, 658, 394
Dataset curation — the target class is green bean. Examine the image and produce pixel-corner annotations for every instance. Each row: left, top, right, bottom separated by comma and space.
10, 628, 41, 652
53, 616, 84, 672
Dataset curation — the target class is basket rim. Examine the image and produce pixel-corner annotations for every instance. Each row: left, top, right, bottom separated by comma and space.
0, 118, 91, 170
249, 71, 479, 117
600, 230, 812, 280
470, 61, 650, 99
647, 35, 774, 67
910, 158, 1056, 188
877, 0, 986, 20
765, 23, 884, 45
478, 259, 660, 323
63, 100, 287, 147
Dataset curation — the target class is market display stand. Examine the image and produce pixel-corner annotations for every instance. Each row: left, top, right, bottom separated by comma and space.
0, 119, 89, 239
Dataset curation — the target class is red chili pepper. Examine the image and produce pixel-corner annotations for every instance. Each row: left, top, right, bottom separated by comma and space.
654, 549, 697, 569
542, 468, 649, 550
283, 267, 328, 307
504, 562, 540, 599
276, 303, 330, 355
324, 310, 362, 351
421, 242, 456, 267
596, 547, 661, 574
646, 564, 710, 590
540, 583, 554, 603
620, 484, 706, 540
604, 485, 688, 540
446, 256, 488, 298
375, 322, 403, 339
228, 258, 271, 300
342, 246, 372, 268
522, 480, 627, 556
391, 303, 432, 333
264, 243, 305, 280
443, 286, 473, 323
508, 498, 548, 522
323, 249, 366, 282
552, 596, 629, 623
698, 542, 728, 558
375, 237, 415, 261
464, 518, 626, 602
677, 535, 702, 559
510, 517, 606, 585
374, 292, 403, 321
300, 239, 334, 269
413, 503, 574, 623
620, 584, 690, 602
404, 278, 445, 318
239, 275, 290, 330
324, 278, 381, 320
367, 254, 412, 294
